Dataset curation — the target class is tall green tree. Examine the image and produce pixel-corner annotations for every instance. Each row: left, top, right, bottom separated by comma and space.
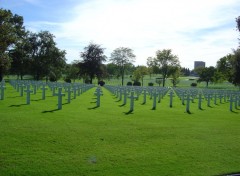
236, 16, 240, 45
195, 66, 216, 87
147, 57, 159, 79
154, 49, 180, 87
79, 42, 106, 84
64, 61, 80, 82
231, 49, 240, 87
9, 31, 31, 79
233, 16, 240, 88
110, 47, 136, 86
133, 66, 148, 86
27, 31, 66, 81
0, 8, 25, 81
106, 63, 119, 79
216, 54, 233, 81
169, 66, 180, 87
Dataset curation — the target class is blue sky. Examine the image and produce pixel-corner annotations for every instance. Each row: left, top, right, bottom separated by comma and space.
1, 0, 239, 69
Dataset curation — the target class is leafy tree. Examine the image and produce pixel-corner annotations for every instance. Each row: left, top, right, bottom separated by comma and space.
212, 71, 225, 84
146, 57, 159, 78
124, 63, 136, 76
9, 31, 31, 79
195, 66, 216, 87
133, 66, 148, 86
154, 49, 180, 87
169, 66, 180, 87
64, 61, 80, 82
0, 8, 25, 81
236, 16, 240, 45
231, 49, 240, 87
27, 31, 66, 81
216, 54, 233, 81
106, 63, 119, 79
110, 47, 136, 86
232, 16, 240, 88
79, 42, 106, 84
180, 67, 190, 76
215, 17, 240, 88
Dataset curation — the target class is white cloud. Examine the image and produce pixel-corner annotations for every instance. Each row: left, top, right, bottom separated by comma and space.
47, 0, 240, 69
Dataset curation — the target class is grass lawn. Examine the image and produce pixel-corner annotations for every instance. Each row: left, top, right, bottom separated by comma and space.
0, 83, 240, 176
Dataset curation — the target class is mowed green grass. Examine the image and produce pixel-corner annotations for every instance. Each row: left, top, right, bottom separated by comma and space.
0, 84, 240, 176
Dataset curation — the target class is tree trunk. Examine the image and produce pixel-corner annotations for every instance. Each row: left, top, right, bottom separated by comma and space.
162, 70, 167, 87
162, 77, 166, 87
121, 67, 124, 86
0, 73, 3, 82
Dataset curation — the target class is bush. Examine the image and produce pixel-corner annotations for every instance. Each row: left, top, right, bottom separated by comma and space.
49, 71, 57, 82
127, 82, 132, 86
49, 76, 57, 82
65, 78, 71, 83
133, 81, 141, 86
98, 80, 105, 86
191, 83, 197, 87
148, 82, 154, 86
85, 79, 91, 84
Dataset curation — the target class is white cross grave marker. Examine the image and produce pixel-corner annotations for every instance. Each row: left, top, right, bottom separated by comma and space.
24, 84, 33, 105
54, 87, 65, 110
128, 91, 138, 112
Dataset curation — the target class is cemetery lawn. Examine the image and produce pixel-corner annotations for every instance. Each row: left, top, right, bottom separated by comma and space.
0, 84, 240, 176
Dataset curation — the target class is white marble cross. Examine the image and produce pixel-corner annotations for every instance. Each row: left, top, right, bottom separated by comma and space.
54, 87, 65, 110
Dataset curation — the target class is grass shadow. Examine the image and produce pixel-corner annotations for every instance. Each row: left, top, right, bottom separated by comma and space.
9, 104, 27, 107
151, 107, 156, 110
42, 109, 59, 113
124, 110, 133, 115
119, 103, 126, 107
8, 96, 21, 98
142, 102, 146, 105
32, 99, 42, 102
185, 110, 193, 114
230, 110, 239, 114
199, 107, 205, 111
88, 106, 99, 110
115, 99, 121, 102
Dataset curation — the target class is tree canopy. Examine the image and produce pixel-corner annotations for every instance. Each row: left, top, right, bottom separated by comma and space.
78, 43, 106, 84
195, 66, 216, 87
231, 49, 240, 87
110, 47, 136, 86
154, 49, 180, 87
26, 31, 66, 81
133, 65, 148, 86
0, 8, 25, 81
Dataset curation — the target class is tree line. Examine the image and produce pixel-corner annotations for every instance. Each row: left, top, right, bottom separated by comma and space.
0, 8, 240, 88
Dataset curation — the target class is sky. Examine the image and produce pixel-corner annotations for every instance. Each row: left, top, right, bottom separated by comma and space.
1, 0, 239, 69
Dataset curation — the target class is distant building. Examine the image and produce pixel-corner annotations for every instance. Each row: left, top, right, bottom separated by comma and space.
194, 61, 205, 69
